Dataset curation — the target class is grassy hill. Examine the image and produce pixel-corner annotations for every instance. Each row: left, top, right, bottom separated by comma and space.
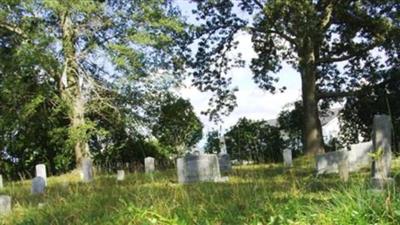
1, 156, 400, 225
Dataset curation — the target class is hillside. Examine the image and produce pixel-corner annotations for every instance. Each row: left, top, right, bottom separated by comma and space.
1, 156, 400, 225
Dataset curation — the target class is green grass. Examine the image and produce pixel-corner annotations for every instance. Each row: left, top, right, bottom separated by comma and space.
1, 156, 400, 225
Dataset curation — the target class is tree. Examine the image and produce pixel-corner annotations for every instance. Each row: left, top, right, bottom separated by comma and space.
204, 130, 220, 154
0, 0, 187, 169
340, 68, 400, 152
277, 101, 303, 153
152, 95, 203, 156
225, 118, 284, 163
189, 0, 399, 155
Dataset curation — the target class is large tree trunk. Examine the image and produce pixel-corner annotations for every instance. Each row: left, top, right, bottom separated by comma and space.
299, 38, 325, 155
60, 11, 89, 167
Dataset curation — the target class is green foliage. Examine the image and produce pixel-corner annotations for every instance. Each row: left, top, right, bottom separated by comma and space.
152, 95, 203, 155
0, 0, 188, 177
277, 101, 303, 154
340, 68, 400, 152
225, 118, 284, 163
204, 130, 220, 154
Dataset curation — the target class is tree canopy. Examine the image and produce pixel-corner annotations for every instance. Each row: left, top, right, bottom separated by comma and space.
221, 118, 284, 163
152, 95, 203, 156
189, 0, 399, 155
0, 0, 188, 178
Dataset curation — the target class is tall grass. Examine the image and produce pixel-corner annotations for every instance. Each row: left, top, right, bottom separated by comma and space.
1, 157, 399, 225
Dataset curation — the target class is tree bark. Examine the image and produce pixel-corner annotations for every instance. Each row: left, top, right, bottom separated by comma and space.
60, 11, 89, 167
299, 38, 325, 155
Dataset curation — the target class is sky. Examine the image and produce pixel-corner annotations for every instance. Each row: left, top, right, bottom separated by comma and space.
174, 1, 302, 138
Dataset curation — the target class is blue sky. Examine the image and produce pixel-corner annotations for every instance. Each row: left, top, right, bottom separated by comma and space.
175, 1, 302, 135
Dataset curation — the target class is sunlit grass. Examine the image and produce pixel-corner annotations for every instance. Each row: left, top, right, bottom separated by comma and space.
1, 156, 400, 224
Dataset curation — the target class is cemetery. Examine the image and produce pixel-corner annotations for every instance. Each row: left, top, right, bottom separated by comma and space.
0, 0, 399, 224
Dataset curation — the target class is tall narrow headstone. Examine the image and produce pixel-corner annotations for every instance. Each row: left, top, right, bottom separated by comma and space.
218, 153, 232, 174
35, 164, 47, 186
219, 135, 227, 155
31, 177, 45, 194
82, 158, 94, 182
371, 114, 393, 189
0, 195, 11, 215
338, 155, 349, 182
145, 157, 155, 173
218, 135, 232, 173
176, 158, 185, 183
283, 149, 293, 167
0, 175, 3, 189
117, 170, 125, 181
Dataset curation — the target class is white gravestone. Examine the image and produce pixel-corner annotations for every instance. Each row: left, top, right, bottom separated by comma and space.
31, 177, 46, 194
371, 114, 394, 189
177, 154, 222, 184
35, 164, 47, 186
82, 158, 94, 182
0, 175, 3, 189
145, 157, 155, 173
338, 158, 349, 182
316, 150, 349, 175
218, 135, 232, 173
348, 141, 373, 171
316, 141, 373, 174
0, 195, 11, 215
283, 149, 293, 167
219, 135, 227, 154
117, 170, 125, 181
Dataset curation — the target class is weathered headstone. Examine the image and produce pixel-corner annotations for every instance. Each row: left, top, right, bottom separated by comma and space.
0, 175, 3, 189
338, 156, 349, 182
177, 153, 222, 183
0, 195, 11, 215
348, 141, 373, 171
117, 170, 125, 181
35, 164, 47, 186
145, 157, 155, 173
283, 149, 293, 167
316, 150, 348, 175
31, 177, 46, 194
218, 154, 232, 174
218, 134, 231, 173
219, 135, 227, 154
371, 114, 394, 189
82, 158, 94, 182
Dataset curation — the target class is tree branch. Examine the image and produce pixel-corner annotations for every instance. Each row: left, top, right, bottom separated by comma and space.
0, 22, 27, 38
317, 41, 381, 64
252, 0, 264, 10
318, 90, 358, 99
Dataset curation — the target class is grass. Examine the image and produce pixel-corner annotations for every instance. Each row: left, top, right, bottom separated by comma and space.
1, 156, 400, 225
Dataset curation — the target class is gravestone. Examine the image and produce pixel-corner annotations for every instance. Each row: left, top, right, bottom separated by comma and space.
316, 150, 348, 175
117, 170, 125, 181
0, 195, 11, 215
218, 135, 232, 173
371, 114, 394, 189
177, 153, 222, 184
35, 164, 47, 186
283, 149, 293, 167
144, 157, 155, 173
218, 154, 232, 174
82, 158, 94, 182
338, 157, 349, 182
348, 141, 373, 171
219, 135, 228, 154
31, 177, 46, 194
0, 175, 3, 189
